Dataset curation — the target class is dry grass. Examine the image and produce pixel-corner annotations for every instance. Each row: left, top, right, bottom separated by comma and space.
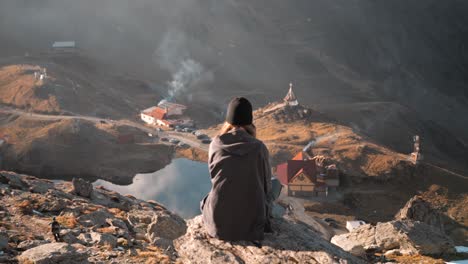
135, 248, 171, 264
56, 215, 78, 228
175, 147, 208, 163
108, 207, 127, 220
17, 200, 31, 208
16, 200, 33, 213
0, 65, 61, 113
385, 254, 445, 264
97, 226, 117, 234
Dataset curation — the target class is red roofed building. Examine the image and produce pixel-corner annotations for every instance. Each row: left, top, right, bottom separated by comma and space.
140, 103, 193, 128
276, 151, 340, 197
141, 106, 171, 127
276, 152, 318, 197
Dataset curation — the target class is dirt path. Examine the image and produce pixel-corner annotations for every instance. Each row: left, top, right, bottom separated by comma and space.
279, 195, 334, 240
0, 106, 209, 152
424, 163, 468, 180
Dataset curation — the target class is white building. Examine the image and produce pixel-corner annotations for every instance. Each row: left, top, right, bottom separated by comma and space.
141, 106, 169, 127
346, 220, 366, 232
284, 83, 299, 106
52, 41, 77, 53
157, 100, 187, 116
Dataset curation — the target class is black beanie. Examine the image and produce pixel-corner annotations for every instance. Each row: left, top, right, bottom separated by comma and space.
225, 97, 253, 126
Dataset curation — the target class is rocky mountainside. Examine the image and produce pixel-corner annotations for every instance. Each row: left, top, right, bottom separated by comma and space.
0, 113, 173, 184
0, 56, 161, 119
0, 171, 364, 263
205, 104, 468, 192
2, 1, 468, 167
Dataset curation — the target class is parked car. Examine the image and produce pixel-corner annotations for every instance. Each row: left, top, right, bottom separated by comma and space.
194, 131, 205, 137
160, 137, 169, 142
178, 142, 190, 148
201, 139, 212, 144
175, 128, 183, 132
196, 134, 208, 139
169, 138, 180, 144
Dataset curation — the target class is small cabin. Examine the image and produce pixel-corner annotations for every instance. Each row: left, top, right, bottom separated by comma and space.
276, 152, 318, 197
276, 151, 340, 197
52, 41, 77, 53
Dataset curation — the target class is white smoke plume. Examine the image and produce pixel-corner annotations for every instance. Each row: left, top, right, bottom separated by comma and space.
154, 30, 213, 100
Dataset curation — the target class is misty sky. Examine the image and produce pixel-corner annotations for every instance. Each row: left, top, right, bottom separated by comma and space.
1, 0, 468, 150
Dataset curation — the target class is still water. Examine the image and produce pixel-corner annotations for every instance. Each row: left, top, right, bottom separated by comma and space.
93, 158, 211, 219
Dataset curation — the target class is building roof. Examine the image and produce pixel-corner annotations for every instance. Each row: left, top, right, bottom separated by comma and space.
52, 41, 76, 48
291, 168, 315, 183
276, 163, 289, 185
283, 83, 297, 102
276, 159, 317, 185
293, 151, 310, 161
158, 100, 187, 111
143, 106, 167, 120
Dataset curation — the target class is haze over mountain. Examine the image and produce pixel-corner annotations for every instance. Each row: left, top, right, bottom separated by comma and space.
1, 0, 468, 173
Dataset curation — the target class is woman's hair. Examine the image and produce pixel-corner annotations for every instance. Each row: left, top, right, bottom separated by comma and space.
219, 122, 256, 138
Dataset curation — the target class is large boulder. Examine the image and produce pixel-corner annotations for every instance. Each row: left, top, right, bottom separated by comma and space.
29, 180, 54, 194
18, 243, 89, 264
146, 212, 187, 247
17, 240, 49, 251
0, 171, 28, 190
38, 197, 68, 212
331, 220, 455, 256
72, 178, 93, 198
330, 224, 376, 256
77, 209, 114, 227
127, 209, 155, 235
0, 231, 8, 250
175, 215, 364, 264
90, 232, 118, 248
395, 195, 444, 233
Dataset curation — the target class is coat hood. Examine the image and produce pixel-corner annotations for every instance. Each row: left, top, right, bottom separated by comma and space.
210, 129, 261, 156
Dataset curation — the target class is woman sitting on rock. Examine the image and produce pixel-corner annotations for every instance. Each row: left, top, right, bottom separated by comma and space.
201, 97, 274, 242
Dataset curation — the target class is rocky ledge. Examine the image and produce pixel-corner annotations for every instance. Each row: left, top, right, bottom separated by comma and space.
0, 171, 186, 263
331, 195, 457, 259
0, 171, 365, 263
175, 216, 364, 264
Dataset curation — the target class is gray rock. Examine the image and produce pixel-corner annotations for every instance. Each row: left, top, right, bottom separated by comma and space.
90, 232, 118, 248
175, 215, 364, 264
38, 197, 68, 212
59, 230, 80, 244
331, 220, 456, 256
106, 218, 129, 233
127, 209, 154, 227
1, 172, 27, 190
77, 233, 92, 245
90, 190, 132, 211
72, 178, 93, 198
78, 209, 113, 227
146, 212, 187, 243
126, 209, 155, 236
29, 181, 53, 194
17, 240, 48, 251
18, 243, 89, 264
395, 195, 444, 233
0, 231, 8, 250
331, 224, 376, 256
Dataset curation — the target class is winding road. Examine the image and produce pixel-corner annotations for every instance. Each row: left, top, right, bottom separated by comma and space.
0, 106, 209, 152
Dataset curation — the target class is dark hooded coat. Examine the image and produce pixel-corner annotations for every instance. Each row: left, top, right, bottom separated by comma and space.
201, 129, 272, 241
